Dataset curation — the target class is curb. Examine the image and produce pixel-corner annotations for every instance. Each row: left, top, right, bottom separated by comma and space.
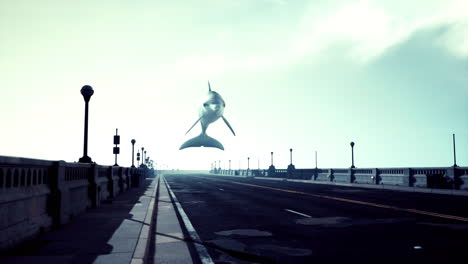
163, 176, 215, 264
131, 176, 160, 264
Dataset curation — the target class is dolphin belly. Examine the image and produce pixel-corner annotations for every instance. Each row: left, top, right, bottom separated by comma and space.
179, 132, 224, 150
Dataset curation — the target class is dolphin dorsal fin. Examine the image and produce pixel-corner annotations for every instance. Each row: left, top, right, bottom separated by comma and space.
208, 81, 211, 92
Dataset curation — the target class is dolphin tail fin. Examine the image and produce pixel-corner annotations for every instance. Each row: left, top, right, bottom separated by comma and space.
179, 133, 224, 150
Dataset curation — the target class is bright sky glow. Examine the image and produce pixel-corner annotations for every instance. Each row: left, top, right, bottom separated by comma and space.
1, 0, 467, 170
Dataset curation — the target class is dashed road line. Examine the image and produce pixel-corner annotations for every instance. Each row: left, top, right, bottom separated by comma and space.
197, 176, 468, 223
285, 209, 311, 218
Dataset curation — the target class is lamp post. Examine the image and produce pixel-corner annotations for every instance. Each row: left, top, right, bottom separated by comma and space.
287, 148, 295, 171
131, 139, 136, 168
350, 141, 355, 168
453, 133, 458, 167
247, 157, 250, 170
315, 150, 318, 169
229, 160, 231, 170
290, 148, 293, 165
79, 85, 94, 163
219, 160, 221, 170
144, 150, 147, 165
141, 147, 145, 165
269, 151, 276, 173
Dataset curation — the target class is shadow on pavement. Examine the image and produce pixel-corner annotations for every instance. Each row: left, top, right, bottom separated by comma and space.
1, 179, 153, 264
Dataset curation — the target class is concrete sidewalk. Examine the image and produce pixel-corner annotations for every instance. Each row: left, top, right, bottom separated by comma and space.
1, 175, 206, 264
150, 176, 194, 264
1, 177, 159, 264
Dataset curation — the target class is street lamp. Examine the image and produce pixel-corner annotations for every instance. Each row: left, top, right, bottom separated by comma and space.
350, 141, 355, 168
79, 85, 94, 163
315, 150, 318, 169
247, 157, 250, 170
269, 151, 276, 173
131, 139, 136, 168
287, 148, 295, 171
229, 160, 231, 170
144, 150, 147, 165
290, 148, 293, 165
141, 147, 145, 165
453, 134, 458, 167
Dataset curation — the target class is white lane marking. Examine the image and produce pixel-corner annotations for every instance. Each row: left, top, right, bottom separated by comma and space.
163, 176, 215, 264
285, 209, 312, 218
219, 188, 224, 191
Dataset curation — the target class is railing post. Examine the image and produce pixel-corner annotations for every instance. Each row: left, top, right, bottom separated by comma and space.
88, 163, 100, 208
128, 167, 134, 188
328, 169, 334, 182
124, 168, 130, 191
445, 167, 458, 190
132, 167, 140, 187
107, 166, 115, 199
372, 168, 379, 184
117, 167, 124, 193
349, 168, 355, 183
403, 168, 412, 187
49, 161, 69, 227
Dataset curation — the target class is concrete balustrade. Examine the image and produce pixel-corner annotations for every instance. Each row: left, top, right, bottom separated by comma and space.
212, 166, 468, 190
0, 155, 150, 251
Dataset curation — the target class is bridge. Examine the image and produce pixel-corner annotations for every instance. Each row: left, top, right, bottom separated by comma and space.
1, 155, 468, 263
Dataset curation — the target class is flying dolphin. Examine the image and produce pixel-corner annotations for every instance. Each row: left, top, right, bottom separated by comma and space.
179, 82, 236, 150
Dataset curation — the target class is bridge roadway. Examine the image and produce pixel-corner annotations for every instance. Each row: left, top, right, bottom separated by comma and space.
164, 173, 468, 263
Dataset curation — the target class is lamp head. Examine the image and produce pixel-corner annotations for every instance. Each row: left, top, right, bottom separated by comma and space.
80, 85, 94, 102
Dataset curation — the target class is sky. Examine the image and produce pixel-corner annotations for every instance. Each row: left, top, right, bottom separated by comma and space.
0, 0, 467, 170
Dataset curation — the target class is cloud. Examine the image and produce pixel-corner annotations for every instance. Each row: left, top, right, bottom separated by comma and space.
288, 0, 468, 64
137, 0, 468, 87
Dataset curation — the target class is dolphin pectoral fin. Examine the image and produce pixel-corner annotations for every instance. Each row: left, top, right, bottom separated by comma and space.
185, 117, 202, 135
179, 133, 224, 150
222, 116, 236, 136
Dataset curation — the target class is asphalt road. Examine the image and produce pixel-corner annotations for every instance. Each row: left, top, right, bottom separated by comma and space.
164, 174, 468, 264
